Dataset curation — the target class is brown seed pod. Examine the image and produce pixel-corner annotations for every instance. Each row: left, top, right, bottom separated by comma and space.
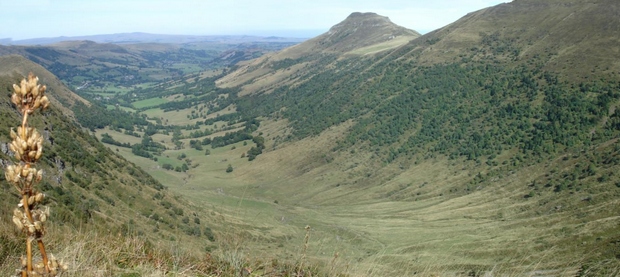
20, 140, 27, 151
35, 192, 44, 203
9, 167, 21, 183
9, 141, 17, 153
20, 168, 29, 178
12, 83, 22, 94
34, 221, 42, 231
11, 94, 20, 106
11, 140, 23, 155
5, 165, 15, 177
36, 169, 43, 182
12, 216, 23, 230
14, 208, 23, 217
32, 85, 40, 97
19, 81, 27, 97
41, 96, 50, 109
27, 136, 35, 147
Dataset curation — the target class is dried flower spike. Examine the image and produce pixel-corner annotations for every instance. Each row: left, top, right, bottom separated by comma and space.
5, 73, 66, 276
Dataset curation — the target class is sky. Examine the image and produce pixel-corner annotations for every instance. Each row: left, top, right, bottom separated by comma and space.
1, 0, 509, 40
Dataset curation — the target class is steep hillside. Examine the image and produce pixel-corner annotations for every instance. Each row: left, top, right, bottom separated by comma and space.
0, 56, 216, 275
0, 55, 88, 115
405, 0, 620, 79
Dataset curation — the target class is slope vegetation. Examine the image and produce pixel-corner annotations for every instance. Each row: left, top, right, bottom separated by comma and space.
407, 0, 620, 79
0, 56, 217, 275
204, 1, 620, 274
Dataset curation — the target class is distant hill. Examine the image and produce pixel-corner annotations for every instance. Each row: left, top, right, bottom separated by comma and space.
3, 32, 307, 45
0, 37, 299, 91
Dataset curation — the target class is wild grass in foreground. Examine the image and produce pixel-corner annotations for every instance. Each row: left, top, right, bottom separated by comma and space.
0, 221, 356, 277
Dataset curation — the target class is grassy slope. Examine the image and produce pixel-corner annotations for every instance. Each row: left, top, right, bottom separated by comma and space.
0, 64, 228, 276
104, 107, 620, 275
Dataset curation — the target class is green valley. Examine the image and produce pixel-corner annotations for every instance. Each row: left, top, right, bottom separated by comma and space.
1, 0, 620, 276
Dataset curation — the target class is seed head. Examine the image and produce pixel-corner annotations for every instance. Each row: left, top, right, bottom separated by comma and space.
11, 73, 49, 113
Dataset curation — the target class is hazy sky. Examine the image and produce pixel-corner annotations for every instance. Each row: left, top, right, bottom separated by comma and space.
1, 0, 509, 40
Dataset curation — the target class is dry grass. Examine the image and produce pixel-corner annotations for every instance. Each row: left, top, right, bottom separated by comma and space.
0, 224, 207, 277
0, 221, 356, 277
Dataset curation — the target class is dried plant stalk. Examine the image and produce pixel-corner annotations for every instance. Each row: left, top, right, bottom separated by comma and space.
5, 73, 67, 276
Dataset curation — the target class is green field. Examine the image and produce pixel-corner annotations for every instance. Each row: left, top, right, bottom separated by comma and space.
132, 97, 168, 109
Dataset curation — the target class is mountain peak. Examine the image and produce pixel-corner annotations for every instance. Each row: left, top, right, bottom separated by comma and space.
338, 12, 389, 24
216, 12, 420, 93
308, 12, 420, 53
333, 12, 391, 28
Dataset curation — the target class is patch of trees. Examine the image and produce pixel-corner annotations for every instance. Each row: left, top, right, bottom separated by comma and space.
131, 135, 166, 158
270, 57, 303, 71
188, 140, 202, 150
233, 50, 620, 164
154, 85, 235, 113
246, 136, 265, 161
210, 131, 253, 148
204, 117, 264, 160
234, 54, 371, 138
342, 62, 620, 162
73, 102, 149, 131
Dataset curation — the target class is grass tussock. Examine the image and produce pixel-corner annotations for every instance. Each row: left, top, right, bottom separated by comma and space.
0, 226, 205, 276
0, 219, 355, 277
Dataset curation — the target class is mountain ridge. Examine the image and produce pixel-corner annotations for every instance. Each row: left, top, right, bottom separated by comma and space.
400, 0, 620, 79
216, 12, 420, 95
